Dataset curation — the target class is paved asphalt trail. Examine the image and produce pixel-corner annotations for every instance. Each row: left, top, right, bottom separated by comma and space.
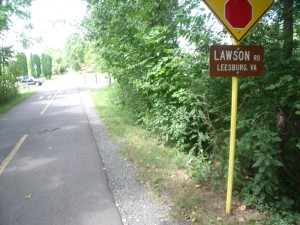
0, 76, 123, 225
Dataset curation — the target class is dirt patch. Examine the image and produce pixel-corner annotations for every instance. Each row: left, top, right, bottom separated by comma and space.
147, 167, 264, 225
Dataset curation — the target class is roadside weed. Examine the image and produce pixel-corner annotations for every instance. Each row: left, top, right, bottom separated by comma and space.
0, 91, 36, 114
91, 85, 269, 225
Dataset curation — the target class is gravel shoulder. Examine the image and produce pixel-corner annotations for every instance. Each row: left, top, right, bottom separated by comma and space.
80, 88, 189, 225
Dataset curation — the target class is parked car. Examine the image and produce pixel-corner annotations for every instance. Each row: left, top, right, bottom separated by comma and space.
17, 76, 44, 86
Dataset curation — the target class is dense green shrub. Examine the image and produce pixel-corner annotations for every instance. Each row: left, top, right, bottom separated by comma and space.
84, 0, 300, 219
0, 61, 19, 105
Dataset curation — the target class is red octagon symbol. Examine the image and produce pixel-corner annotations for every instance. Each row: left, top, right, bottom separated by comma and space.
225, 0, 253, 29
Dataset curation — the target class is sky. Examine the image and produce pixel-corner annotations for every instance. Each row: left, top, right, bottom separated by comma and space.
8, 0, 87, 55
6, 0, 231, 56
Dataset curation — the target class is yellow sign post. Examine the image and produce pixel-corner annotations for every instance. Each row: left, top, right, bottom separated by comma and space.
203, 0, 275, 215
226, 40, 239, 214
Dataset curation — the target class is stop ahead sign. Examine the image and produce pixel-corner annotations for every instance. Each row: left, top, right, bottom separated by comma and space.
203, 0, 274, 42
225, 0, 252, 29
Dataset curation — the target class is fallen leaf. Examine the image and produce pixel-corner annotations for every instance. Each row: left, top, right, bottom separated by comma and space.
25, 194, 32, 199
214, 161, 221, 167
239, 205, 247, 211
217, 216, 222, 221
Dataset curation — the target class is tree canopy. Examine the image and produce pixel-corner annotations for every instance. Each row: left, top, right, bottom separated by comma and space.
63, 32, 85, 71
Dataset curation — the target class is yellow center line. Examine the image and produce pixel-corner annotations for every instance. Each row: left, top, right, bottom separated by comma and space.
40, 92, 57, 115
0, 134, 28, 176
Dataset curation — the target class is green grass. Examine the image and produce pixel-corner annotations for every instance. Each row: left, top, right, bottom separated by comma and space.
0, 92, 36, 114
91, 85, 266, 225
91, 85, 177, 188
91, 85, 137, 139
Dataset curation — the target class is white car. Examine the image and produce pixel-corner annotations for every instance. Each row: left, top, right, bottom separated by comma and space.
17, 76, 44, 86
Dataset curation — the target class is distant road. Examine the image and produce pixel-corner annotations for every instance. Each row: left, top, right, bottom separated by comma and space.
0, 74, 123, 225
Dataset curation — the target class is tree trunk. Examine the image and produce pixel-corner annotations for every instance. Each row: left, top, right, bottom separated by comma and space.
277, 0, 294, 149
283, 0, 294, 59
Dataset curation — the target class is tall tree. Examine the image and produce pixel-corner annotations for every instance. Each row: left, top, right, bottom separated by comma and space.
63, 33, 85, 71
29, 53, 34, 76
44, 48, 64, 74
30, 54, 41, 77
41, 53, 52, 79
15, 52, 28, 76
283, 0, 294, 59
34, 54, 41, 77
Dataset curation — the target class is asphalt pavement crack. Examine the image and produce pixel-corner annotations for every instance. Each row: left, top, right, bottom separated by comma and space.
38, 128, 60, 134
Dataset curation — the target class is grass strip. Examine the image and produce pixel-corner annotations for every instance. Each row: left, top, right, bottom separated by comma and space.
0, 92, 36, 114
91, 85, 265, 225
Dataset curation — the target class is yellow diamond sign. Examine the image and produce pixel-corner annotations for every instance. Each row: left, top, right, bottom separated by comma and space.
203, 0, 275, 42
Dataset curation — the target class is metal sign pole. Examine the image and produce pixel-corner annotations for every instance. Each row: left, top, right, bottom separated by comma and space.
226, 39, 239, 214
204, 0, 274, 215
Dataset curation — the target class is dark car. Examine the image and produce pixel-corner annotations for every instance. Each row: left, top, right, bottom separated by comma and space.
17, 76, 44, 86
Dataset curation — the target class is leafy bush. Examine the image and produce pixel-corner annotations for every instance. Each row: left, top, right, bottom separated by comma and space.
84, 0, 300, 219
0, 60, 19, 105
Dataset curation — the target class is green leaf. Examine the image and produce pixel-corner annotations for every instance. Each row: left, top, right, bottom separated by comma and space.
189, 109, 196, 116
259, 166, 266, 173
266, 183, 273, 195
253, 155, 264, 168
265, 85, 276, 90
198, 110, 206, 119
254, 173, 262, 182
25, 194, 32, 199
272, 159, 284, 167
266, 169, 272, 178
